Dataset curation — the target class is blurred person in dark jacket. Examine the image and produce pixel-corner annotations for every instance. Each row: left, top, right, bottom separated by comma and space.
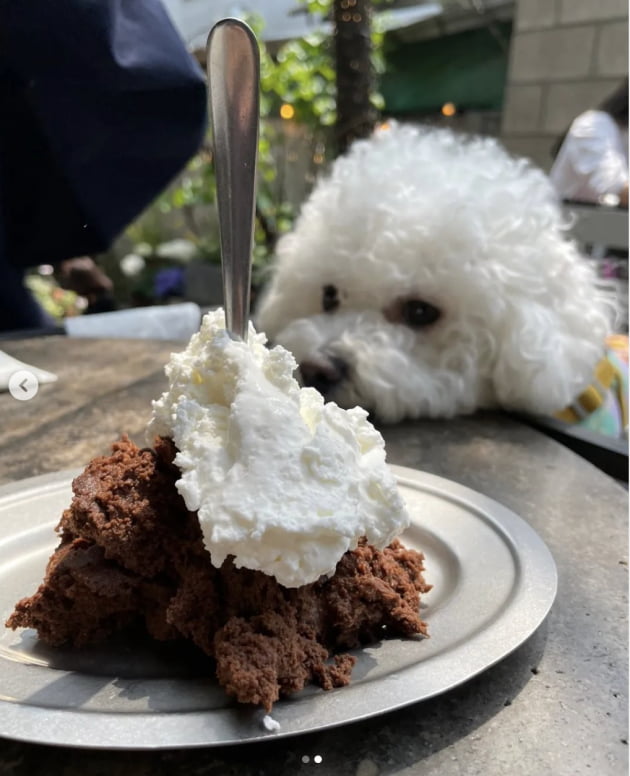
0, 0, 207, 332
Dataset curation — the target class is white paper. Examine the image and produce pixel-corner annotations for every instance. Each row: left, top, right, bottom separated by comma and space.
64, 303, 202, 342
0, 351, 58, 393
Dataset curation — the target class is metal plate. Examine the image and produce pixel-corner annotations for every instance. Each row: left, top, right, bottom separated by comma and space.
0, 466, 557, 750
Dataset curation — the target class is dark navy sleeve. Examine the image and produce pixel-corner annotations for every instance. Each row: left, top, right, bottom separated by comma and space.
0, 0, 207, 267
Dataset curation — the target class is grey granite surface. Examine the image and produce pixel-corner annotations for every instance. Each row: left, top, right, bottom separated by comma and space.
0, 338, 627, 775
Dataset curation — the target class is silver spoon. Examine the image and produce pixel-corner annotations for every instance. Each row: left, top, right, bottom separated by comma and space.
206, 18, 260, 342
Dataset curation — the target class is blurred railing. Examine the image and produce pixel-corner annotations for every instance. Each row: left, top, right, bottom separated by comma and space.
566, 200, 628, 255
565, 200, 628, 334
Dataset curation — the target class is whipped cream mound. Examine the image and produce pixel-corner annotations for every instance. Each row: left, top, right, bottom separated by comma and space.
147, 308, 409, 588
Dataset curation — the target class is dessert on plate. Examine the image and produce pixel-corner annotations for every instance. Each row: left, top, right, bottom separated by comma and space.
6, 310, 430, 711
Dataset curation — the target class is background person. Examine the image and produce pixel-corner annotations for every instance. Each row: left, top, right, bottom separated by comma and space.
550, 78, 628, 206
0, 0, 207, 333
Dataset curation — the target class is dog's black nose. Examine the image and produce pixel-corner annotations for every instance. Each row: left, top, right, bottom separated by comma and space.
299, 356, 348, 397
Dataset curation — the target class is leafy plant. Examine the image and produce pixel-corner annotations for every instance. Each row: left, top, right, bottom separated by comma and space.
25, 273, 82, 321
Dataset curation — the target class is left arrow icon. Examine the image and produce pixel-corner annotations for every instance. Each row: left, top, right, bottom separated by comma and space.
8, 370, 39, 401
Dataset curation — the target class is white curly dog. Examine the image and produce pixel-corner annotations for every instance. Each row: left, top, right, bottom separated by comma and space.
256, 122, 621, 428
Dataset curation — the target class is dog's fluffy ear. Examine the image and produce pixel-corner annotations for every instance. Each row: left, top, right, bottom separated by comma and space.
491, 253, 613, 415
256, 235, 300, 338
255, 225, 326, 339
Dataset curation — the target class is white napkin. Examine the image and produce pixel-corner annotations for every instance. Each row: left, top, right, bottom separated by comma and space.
0, 350, 58, 392
64, 303, 201, 341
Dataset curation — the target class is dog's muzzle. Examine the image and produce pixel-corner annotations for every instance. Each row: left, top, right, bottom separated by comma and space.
299, 355, 348, 399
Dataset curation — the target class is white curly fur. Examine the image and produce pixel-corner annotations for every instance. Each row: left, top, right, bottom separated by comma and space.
256, 122, 613, 424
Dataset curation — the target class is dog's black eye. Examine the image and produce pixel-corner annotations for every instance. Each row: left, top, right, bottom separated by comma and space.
401, 299, 441, 328
322, 284, 339, 312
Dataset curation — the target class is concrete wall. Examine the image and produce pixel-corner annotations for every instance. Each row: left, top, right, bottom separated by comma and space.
500, 0, 628, 170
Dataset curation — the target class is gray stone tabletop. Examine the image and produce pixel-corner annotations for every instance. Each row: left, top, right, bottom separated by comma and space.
0, 337, 627, 775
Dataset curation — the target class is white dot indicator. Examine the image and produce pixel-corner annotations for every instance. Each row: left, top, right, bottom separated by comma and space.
314, 754, 323, 764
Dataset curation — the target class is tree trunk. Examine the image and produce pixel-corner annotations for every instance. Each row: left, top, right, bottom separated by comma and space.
334, 0, 377, 155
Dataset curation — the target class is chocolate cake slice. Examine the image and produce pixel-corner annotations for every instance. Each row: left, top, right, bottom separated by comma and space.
6, 437, 430, 711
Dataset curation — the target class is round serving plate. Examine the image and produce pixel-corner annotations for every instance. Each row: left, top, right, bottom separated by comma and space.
0, 466, 557, 749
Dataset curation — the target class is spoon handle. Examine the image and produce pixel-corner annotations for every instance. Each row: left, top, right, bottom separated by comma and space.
206, 19, 260, 342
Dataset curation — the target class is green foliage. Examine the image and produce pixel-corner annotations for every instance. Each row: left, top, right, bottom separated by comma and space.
261, 33, 337, 128
25, 274, 81, 321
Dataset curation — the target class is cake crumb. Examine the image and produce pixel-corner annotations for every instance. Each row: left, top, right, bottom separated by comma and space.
262, 714, 281, 732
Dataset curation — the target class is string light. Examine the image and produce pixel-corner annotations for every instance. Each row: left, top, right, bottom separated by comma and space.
441, 102, 456, 117
280, 103, 295, 120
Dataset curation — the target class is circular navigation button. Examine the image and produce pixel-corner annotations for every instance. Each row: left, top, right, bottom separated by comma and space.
8, 369, 39, 401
